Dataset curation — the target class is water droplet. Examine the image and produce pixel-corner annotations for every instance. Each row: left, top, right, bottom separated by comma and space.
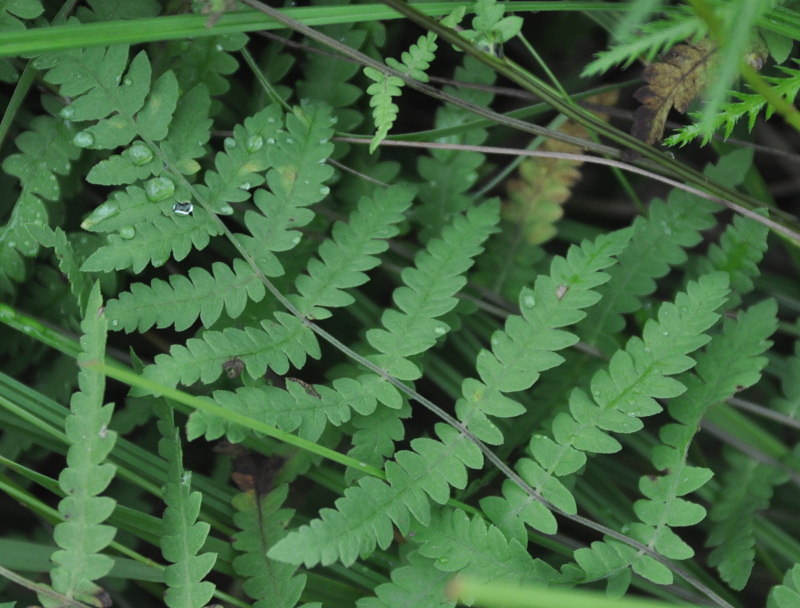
123, 77, 132, 86
662, 331, 669, 336
320, 186, 330, 196
437, 557, 449, 565
73, 131, 95, 148
218, 204, 234, 215
267, 117, 276, 123
266, 138, 276, 144
522, 294, 536, 308
215, 43, 223, 51
246, 134, 264, 152
329, 116, 338, 124
224, 137, 236, 149
172, 201, 193, 215
111, 319, 119, 327
434, 326, 446, 336
292, 235, 301, 245
60, 106, 75, 120
491, 336, 500, 346
7, 241, 15, 248
145, 177, 175, 202
119, 226, 135, 239
359, 462, 366, 467
238, 182, 251, 191
319, 137, 328, 144
129, 142, 154, 166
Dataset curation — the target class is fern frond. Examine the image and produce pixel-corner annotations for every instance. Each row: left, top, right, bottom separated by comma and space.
577, 187, 718, 354
104, 259, 267, 332
664, 62, 800, 146
707, 449, 787, 589
166, 34, 247, 100
185, 186, 414, 441
506, 273, 729, 540
574, 299, 776, 588
43, 283, 117, 608
156, 402, 216, 608
768, 564, 800, 608
357, 551, 452, 608
232, 485, 306, 608
268, 228, 631, 568
347, 201, 499, 464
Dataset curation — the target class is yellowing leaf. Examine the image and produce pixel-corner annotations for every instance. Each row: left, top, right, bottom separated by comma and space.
630, 38, 717, 148
504, 91, 617, 244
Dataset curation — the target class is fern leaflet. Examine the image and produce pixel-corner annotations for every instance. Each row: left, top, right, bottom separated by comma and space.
768, 564, 800, 608
156, 402, 216, 608
357, 551, 452, 608
43, 284, 117, 608
232, 484, 306, 608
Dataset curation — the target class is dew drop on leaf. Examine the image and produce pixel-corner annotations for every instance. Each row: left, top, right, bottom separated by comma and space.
266, 138, 276, 144
145, 177, 175, 202
286, 137, 294, 144
522, 294, 536, 308
111, 319, 119, 327
224, 137, 236, 149
123, 77, 133, 86
59, 106, 75, 120
218, 204, 234, 215
434, 325, 446, 336
129, 142, 154, 166
267, 117, 276, 123
73, 131, 95, 148
246, 135, 264, 152
119, 226, 135, 239
172, 201, 193, 215
238, 182, 251, 191
320, 186, 330, 196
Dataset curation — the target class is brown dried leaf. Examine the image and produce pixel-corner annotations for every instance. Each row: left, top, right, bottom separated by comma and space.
630, 38, 717, 147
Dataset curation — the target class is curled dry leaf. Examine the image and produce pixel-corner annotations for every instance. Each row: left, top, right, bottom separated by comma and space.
629, 38, 717, 153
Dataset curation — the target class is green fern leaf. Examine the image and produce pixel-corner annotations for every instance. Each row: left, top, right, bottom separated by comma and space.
578, 188, 717, 353
413, 508, 556, 585
104, 259, 267, 332
43, 283, 117, 608
357, 551, 452, 608
269, 228, 631, 567
768, 564, 800, 608
366, 29, 439, 152
232, 485, 306, 608
707, 450, 787, 589
143, 313, 319, 391
157, 403, 216, 608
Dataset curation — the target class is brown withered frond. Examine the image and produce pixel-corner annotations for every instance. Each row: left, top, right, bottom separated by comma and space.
630, 38, 717, 150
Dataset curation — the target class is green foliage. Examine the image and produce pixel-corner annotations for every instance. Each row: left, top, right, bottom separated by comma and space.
157, 401, 216, 608
2, 1, 800, 607
232, 485, 306, 608
43, 284, 117, 608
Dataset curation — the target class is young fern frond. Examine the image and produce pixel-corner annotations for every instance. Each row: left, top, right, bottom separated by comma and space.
573, 299, 777, 589
156, 402, 216, 608
232, 485, 306, 608
43, 284, 117, 608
